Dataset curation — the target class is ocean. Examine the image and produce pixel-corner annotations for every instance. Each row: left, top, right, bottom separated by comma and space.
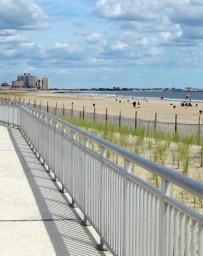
76, 90, 203, 102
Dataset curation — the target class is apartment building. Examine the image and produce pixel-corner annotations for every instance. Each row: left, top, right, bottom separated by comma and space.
12, 73, 49, 90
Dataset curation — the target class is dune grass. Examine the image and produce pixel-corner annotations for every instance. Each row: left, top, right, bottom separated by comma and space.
58, 114, 203, 211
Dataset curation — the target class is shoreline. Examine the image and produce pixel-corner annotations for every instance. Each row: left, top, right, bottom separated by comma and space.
1, 91, 203, 124
50, 90, 203, 103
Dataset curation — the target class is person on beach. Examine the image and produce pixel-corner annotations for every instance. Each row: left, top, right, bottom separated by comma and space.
133, 101, 136, 108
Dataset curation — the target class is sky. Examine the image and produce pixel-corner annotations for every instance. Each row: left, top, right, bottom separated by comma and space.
0, 0, 203, 89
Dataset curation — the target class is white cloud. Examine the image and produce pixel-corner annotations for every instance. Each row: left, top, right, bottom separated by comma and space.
95, 0, 159, 21
161, 31, 172, 41
0, 0, 48, 29
112, 41, 128, 50
0, 48, 17, 57
86, 32, 103, 43
95, 0, 203, 51
171, 5, 203, 26
0, 30, 28, 44
54, 42, 82, 53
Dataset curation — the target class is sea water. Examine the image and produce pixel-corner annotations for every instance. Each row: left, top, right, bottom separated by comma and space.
76, 90, 203, 102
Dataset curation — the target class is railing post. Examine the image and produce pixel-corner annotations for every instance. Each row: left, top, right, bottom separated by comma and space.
123, 159, 132, 256
12, 100, 14, 126
59, 126, 65, 193
80, 137, 89, 226
47, 118, 53, 173
97, 145, 107, 251
159, 178, 171, 256
52, 122, 58, 182
41, 114, 45, 165
40, 114, 44, 162
69, 130, 77, 208
35, 113, 40, 158
55, 102, 57, 116
7, 103, 9, 125
47, 101, 49, 113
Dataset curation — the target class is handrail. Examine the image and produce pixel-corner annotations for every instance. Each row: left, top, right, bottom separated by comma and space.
22, 104, 203, 199
1, 99, 203, 196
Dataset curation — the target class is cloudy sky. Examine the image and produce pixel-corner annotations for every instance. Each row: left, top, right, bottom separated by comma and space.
0, 0, 203, 88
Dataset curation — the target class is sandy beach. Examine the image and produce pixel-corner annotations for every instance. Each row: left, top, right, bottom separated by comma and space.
1, 91, 203, 124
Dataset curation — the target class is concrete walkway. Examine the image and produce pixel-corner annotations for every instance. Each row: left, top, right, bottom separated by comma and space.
0, 126, 106, 256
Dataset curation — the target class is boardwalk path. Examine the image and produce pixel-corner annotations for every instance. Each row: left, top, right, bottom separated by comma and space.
0, 126, 107, 256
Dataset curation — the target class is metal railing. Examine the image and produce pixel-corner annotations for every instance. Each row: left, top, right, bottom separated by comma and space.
0, 100, 203, 256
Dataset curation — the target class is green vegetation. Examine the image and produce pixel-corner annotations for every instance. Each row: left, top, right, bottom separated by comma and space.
58, 113, 203, 210
60, 113, 203, 148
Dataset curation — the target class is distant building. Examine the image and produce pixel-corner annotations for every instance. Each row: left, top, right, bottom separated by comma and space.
27, 76, 38, 88
0, 82, 11, 89
42, 77, 49, 90
185, 87, 192, 91
12, 80, 24, 89
12, 73, 49, 90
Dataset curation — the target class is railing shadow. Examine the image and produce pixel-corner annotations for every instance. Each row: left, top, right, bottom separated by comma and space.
9, 128, 104, 256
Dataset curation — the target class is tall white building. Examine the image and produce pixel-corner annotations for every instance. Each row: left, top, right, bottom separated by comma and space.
42, 77, 49, 90
12, 73, 49, 90
27, 76, 38, 88
12, 80, 24, 89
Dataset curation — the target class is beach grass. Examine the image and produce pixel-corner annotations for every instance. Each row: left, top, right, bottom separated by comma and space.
59, 113, 203, 182
59, 112, 203, 210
